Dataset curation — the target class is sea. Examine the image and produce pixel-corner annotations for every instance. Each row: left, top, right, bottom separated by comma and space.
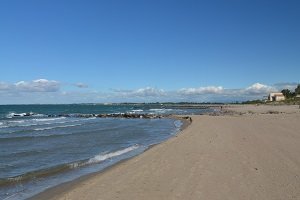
0, 104, 213, 200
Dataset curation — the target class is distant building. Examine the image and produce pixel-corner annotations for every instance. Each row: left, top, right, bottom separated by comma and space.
268, 93, 285, 101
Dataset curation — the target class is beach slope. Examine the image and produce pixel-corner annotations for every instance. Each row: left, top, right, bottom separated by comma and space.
36, 105, 300, 200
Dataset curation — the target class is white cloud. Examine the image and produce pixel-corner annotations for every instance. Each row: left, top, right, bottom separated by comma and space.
0, 82, 12, 90
134, 87, 166, 97
247, 83, 267, 90
14, 79, 60, 92
0, 80, 298, 104
0, 79, 60, 93
174, 83, 281, 102
178, 86, 224, 95
244, 83, 274, 95
113, 87, 166, 98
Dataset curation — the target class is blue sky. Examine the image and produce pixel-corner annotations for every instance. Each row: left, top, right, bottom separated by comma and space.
0, 0, 299, 104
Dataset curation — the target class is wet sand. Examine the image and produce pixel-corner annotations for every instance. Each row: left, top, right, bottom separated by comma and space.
32, 105, 300, 200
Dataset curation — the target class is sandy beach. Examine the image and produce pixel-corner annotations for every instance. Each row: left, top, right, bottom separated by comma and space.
32, 105, 300, 200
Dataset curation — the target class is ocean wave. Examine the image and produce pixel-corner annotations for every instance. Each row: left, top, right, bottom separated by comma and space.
32, 117, 66, 122
131, 109, 143, 112
18, 119, 81, 127
40, 119, 81, 125
1, 120, 36, 128
0, 145, 140, 187
6, 113, 27, 118
84, 117, 96, 120
0, 132, 74, 140
69, 145, 140, 168
0, 118, 81, 130
149, 108, 173, 111
33, 124, 82, 131
6, 112, 46, 118
88, 145, 139, 164
149, 108, 173, 113
8, 120, 25, 123
2, 149, 47, 158
0, 164, 71, 187
16, 123, 39, 127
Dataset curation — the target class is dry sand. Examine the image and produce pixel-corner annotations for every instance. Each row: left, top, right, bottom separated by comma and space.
34, 105, 300, 200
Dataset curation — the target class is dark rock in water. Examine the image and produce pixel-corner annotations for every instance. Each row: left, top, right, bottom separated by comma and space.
13, 112, 35, 117
93, 112, 164, 119
78, 114, 94, 118
43, 112, 165, 120
97, 114, 107, 117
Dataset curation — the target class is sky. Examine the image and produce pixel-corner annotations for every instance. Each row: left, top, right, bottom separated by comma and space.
0, 0, 299, 104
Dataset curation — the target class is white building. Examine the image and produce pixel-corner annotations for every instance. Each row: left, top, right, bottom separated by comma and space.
268, 93, 285, 101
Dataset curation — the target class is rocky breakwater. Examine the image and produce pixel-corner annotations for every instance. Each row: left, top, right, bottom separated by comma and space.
53, 113, 166, 119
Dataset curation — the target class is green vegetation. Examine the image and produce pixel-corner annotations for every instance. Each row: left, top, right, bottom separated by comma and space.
279, 84, 300, 104
243, 99, 265, 104
281, 89, 295, 99
295, 84, 300, 95
281, 84, 300, 99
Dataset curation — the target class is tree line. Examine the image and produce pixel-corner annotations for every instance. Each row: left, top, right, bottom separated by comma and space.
281, 84, 300, 99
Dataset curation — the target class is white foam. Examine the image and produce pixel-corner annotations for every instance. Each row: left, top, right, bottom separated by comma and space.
6, 112, 44, 118
34, 124, 82, 131
0, 122, 9, 128
149, 108, 173, 113
17, 123, 38, 127
6, 112, 26, 118
8, 120, 25, 123
33, 114, 46, 117
174, 120, 183, 128
85, 117, 96, 120
149, 108, 173, 111
33, 117, 66, 122
132, 109, 143, 112
46, 119, 80, 124
68, 145, 140, 169
88, 145, 139, 164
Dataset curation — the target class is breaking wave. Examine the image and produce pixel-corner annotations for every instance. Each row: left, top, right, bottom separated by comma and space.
69, 145, 140, 168
33, 124, 82, 131
0, 145, 140, 187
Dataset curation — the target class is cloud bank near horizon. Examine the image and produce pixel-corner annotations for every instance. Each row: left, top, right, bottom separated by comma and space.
0, 79, 60, 92
0, 79, 298, 104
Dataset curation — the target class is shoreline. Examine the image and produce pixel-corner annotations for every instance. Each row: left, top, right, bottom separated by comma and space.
29, 116, 192, 200
31, 105, 300, 200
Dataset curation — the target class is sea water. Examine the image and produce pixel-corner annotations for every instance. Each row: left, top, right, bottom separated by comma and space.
0, 104, 210, 199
